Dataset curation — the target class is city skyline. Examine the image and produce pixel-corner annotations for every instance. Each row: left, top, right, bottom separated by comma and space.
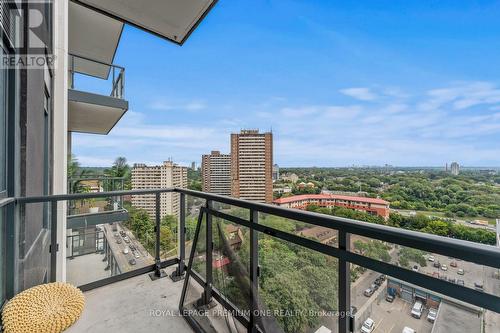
72, 1, 500, 167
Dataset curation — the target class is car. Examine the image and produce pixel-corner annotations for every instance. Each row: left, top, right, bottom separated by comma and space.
370, 283, 379, 291
428, 255, 435, 262
412, 265, 419, 272
116, 238, 122, 244
433, 261, 441, 268
378, 274, 386, 281
385, 294, 395, 303
457, 269, 464, 275
123, 247, 129, 254
448, 277, 456, 284
474, 282, 484, 291
123, 237, 130, 244
402, 327, 415, 333
134, 251, 140, 259
457, 279, 465, 286
364, 288, 374, 297
119, 230, 126, 237
361, 318, 375, 333
441, 264, 448, 271
411, 301, 423, 319
128, 258, 136, 265
427, 308, 438, 323
450, 261, 457, 267
374, 279, 383, 286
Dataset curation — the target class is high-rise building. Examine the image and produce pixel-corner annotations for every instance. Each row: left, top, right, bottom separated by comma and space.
202, 151, 232, 195
272, 164, 280, 182
131, 161, 188, 219
450, 162, 460, 176
231, 130, 273, 203
191, 161, 196, 170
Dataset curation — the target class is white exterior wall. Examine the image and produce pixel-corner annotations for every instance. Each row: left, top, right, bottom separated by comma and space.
53, 0, 69, 281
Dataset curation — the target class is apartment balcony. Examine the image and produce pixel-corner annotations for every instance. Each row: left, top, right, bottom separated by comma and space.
5, 188, 500, 333
68, 54, 128, 135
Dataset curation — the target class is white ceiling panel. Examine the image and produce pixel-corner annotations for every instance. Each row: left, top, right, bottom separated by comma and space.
73, 0, 217, 44
69, 1, 124, 78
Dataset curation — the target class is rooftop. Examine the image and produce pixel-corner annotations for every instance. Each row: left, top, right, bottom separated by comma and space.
273, 194, 389, 205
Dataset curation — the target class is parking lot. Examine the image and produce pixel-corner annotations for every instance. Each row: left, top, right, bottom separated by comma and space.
357, 294, 434, 333
415, 253, 490, 292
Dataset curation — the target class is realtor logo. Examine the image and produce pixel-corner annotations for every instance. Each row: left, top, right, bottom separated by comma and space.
2, 0, 55, 68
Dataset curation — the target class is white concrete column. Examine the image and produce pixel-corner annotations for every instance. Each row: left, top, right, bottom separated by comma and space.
53, 0, 69, 282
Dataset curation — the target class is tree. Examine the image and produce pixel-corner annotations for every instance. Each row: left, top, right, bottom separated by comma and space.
105, 157, 131, 189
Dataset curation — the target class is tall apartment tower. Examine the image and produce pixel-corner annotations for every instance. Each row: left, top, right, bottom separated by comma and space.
131, 161, 188, 219
450, 162, 460, 176
202, 151, 232, 195
231, 130, 273, 203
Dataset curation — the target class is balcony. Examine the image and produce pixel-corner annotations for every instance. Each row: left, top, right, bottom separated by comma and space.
68, 54, 128, 135
5, 188, 500, 333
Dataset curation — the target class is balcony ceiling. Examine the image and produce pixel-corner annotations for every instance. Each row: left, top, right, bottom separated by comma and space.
69, 1, 124, 79
72, 0, 217, 45
68, 89, 128, 135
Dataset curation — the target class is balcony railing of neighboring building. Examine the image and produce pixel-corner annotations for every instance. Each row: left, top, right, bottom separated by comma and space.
69, 54, 125, 99
4, 188, 500, 333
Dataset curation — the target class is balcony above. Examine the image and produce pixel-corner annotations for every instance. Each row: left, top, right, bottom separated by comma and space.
68, 54, 128, 135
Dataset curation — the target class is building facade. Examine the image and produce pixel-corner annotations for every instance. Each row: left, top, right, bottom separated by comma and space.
450, 162, 460, 176
131, 161, 188, 219
230, 130, 273, 203
273, 194, 390, 219
201, 151, 231, 196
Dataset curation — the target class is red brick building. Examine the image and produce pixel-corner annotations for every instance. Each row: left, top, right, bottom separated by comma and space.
273, 194, 390, 219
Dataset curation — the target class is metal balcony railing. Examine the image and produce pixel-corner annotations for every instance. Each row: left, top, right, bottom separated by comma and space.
3, 188, 500, 333
69, 54, 125, 99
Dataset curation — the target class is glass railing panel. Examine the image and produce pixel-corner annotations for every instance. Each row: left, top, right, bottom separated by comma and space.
257, 233, 339, 333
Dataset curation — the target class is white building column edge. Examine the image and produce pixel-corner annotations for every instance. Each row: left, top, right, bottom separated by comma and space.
53, 0, 68, 281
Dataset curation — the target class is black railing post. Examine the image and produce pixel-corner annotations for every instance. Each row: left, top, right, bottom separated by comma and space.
338, 230, 351, 333
171, 192, 186, 281
249, 209, 259, 333
150, 192, 166, 280
50, 201, 58, 282
203, 200, 213, 305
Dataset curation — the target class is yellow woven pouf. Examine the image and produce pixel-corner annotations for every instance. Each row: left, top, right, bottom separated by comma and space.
1, 282, 85, 333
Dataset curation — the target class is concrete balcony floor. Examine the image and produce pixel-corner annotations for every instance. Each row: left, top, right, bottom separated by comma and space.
67, 266, 193, 333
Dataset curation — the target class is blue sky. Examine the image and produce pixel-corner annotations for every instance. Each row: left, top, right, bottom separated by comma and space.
73, 0, 500, 167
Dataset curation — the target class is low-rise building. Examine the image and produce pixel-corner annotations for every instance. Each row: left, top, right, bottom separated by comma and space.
273, 194, 390, 219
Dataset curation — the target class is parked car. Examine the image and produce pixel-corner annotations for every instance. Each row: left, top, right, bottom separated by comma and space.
123, 247, 129, 254
441, 264, 448, 271
411, 301, 423, 319
457, 279, 465, 286
427, 255, 435, 262
116, 238, 122, 244
433, 261, 441, 268
402, 327, 415, 333
378, 274, 386, 281
412, 265, 419, 272
427, 308, 438, 323
361, 318, 375, 333
474, 282, 484, 292
385, 294, 395, 303
448, 277, 456, 284
450, 261, 457, 267
457, 269, 464, 275
364, 288, 374, 297
371, 283, 379, 291
128, 258, 136, 265
350, 306, 358, 315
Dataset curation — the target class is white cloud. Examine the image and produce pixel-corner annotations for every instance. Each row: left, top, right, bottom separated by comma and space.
340, 87, 377, 101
